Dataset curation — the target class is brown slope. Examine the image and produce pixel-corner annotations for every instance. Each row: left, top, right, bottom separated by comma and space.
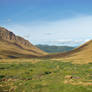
43, 40, 92, 63
0, 27, 47, 59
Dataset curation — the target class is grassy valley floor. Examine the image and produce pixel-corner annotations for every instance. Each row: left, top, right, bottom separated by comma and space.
0, 59, 92, 92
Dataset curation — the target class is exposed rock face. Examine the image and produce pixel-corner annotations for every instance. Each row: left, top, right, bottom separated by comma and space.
0, 27, 33, 47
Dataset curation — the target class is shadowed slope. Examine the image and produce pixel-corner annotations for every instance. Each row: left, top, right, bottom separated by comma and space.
0, 27, 47, 59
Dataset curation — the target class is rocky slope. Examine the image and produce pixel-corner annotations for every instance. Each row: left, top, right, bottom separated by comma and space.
0, 27, 47, 59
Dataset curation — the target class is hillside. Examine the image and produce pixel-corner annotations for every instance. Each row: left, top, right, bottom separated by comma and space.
43, 40, 92, 63
64, 40, 92, 63
36, 45, 74, 53
0, 27, 47, 59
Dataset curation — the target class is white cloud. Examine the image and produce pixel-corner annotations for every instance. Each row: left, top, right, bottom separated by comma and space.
4, 15, 92, 46
49, 39, 90, 46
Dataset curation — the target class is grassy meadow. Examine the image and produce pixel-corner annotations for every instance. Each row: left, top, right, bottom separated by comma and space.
0, 59, 92, 92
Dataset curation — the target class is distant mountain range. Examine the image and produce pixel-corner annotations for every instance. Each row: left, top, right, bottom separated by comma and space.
36, 45, 75, 53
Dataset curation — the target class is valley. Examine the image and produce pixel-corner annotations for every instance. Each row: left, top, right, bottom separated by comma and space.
0, 27, 92, 92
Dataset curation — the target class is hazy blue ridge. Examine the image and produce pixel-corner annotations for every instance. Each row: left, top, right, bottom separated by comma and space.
36, 45, 75, 53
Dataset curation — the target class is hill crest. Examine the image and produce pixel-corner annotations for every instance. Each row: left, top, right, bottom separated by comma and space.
0, 27, 33, 47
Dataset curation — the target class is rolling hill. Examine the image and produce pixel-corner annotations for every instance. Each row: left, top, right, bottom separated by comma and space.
0, 27, 47, 59
43, 40, 92, 63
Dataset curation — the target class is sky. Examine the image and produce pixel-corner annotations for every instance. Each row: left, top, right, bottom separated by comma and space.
0, 0, 92, 46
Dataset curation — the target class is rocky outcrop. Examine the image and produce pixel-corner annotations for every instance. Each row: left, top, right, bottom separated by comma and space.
0, 27, 33, 47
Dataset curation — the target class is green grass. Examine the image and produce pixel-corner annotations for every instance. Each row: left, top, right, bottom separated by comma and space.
0, 59, 92, 92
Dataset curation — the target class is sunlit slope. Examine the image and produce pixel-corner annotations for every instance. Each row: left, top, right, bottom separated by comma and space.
64, 40, 92, 63
0, 27, 47, 59
44, 40, 92, 63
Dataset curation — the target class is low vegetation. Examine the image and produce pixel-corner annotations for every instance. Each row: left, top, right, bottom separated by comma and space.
0, 59, 92, 92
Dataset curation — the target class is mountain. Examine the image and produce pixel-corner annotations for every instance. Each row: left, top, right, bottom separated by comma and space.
43, 40, 92, 63
0, 27, 47, 59
36, 45, 75, 53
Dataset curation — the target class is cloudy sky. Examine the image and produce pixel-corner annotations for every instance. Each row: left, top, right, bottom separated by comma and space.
0, 0, 92, 46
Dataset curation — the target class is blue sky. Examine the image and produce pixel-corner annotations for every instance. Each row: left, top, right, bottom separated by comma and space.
0, 0, 92, 46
